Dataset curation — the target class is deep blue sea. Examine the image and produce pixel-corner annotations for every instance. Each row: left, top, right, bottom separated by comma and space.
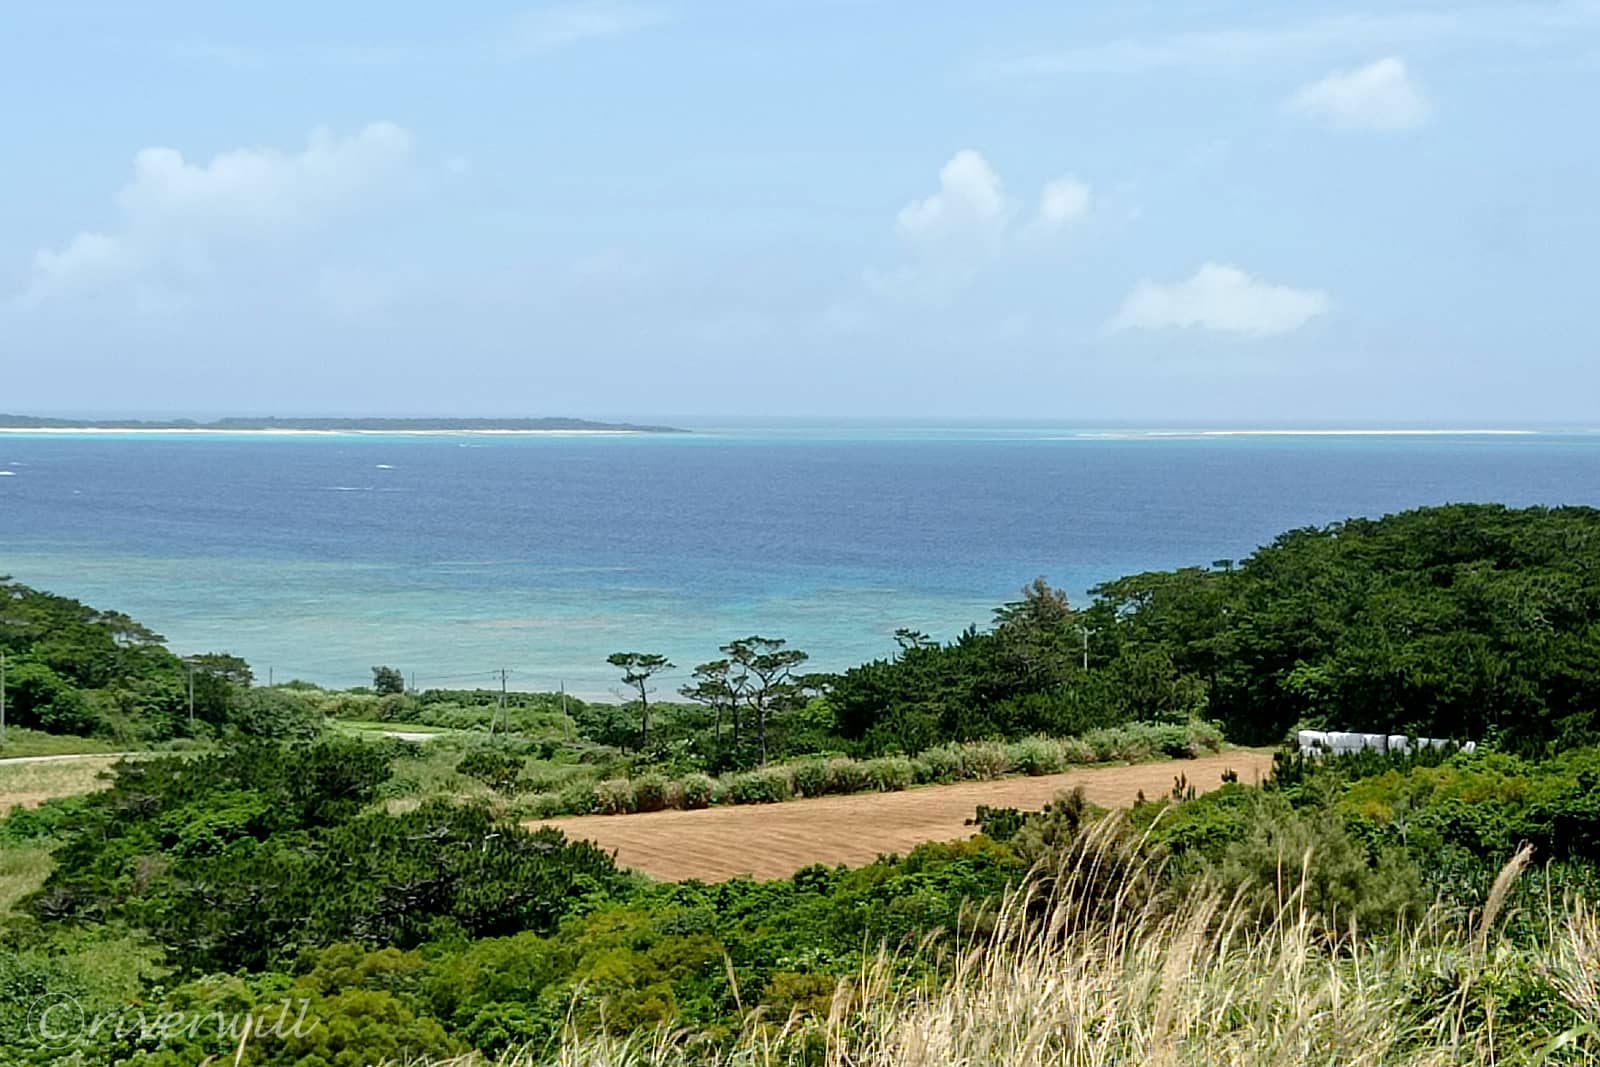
2, 425, 1597, 697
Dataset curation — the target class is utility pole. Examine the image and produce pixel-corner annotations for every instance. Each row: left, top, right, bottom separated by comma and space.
187, 663, 196, 730
1077, 626, 1093, 671
561, 680, 572, 741
490, 668, 509, 736
1, 650, 7, 748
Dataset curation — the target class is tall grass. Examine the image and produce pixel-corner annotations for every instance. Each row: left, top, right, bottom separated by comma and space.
0, 845, 53, 918
382, 816, 1596, 1066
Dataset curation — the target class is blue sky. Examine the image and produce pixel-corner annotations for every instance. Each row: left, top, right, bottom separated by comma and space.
2, 2, 1597, 421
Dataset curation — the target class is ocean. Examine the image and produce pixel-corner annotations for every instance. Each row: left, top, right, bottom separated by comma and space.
2, 425, 1597, 697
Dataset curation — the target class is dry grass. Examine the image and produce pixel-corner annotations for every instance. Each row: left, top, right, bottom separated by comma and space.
0, 754, 124, 811
531, 752, 1273, 881
375, 817, 1597, 1067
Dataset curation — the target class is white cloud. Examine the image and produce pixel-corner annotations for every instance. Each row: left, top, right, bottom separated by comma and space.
896, 150, 1008, 243
1037, 176, 1091, 228
501, 3, 664, 56
21, 122, 414, 305
875, 151, 1092, 296
1109, 262, 1329, 337
1287, 57, 1430, 131
979, 4, 1600, 78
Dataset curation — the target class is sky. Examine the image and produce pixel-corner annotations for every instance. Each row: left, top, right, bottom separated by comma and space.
1, 1, 1597, 422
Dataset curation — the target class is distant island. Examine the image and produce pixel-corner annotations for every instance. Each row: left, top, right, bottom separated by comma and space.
0, 414, 688, 434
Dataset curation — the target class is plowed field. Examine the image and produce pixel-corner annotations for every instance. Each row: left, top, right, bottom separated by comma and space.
532, 751, 1273, 881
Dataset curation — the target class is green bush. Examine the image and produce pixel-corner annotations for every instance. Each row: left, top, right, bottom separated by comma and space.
455, 750, 525, 794
633, 774, 671, 813
789, 759, 833, 798
558, 782, 598, 815
727, 767, 793, 804
680, 773, 716, 809
1084, 725, 1149, 762
525, 792, 567, 819
594, 779, 637, 815
1211, 795, 1428, 932
914, 744, 964, 784
962, 741, 1014, 779
1058, 736, 1097, 764
823, 757, 872, 795
863, 757, 915, 792
1179, 720, 1225, 757
1009, 736, 1065, 776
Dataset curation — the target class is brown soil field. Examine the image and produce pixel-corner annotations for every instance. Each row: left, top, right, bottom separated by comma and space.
532, 751, 1274, 881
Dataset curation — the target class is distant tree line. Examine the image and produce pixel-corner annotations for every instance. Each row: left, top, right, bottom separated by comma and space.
10, 503, 1600, 758
830, 504, 1600, 753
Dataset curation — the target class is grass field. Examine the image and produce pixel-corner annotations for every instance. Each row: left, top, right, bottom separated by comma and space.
0, 754, 130, 811
532, 750, 1274, 880
0, 727, 134, 758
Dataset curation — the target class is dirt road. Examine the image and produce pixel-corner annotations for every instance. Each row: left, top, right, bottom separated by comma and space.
532, 751, 1273, 881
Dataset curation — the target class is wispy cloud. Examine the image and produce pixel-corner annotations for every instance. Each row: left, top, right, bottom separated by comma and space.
1287, 57, 1430, 132
1109, 262, 1329, 338
164, 4, 667, 69
500, 3, 665, 57
977, 3, 1600, 79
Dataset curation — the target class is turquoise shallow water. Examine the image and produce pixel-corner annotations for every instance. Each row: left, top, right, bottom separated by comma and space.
1, 425, 1597, 697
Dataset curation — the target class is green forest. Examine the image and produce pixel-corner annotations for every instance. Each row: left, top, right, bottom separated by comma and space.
3, 503, 1600, 1064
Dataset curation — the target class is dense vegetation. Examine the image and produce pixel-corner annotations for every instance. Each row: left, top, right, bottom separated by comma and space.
833, 503, 1600, 752
5, 504, 1600, 1063
0, 579, 279, 741
12, 504, 1600, 766
3, 738, 1597, 1063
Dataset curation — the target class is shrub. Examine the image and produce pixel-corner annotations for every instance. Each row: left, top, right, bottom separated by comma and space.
594, 778, 637, 815
915, 744, 965, 784
727, 767, 793, 805
863, 757, 915, 792
1010, 736, 1065, 776
1181, 720, 1225, 757
1084, 725, 1153, 763
680, 773, 716, 809
962, 741, 1014, 780
523, 768, 576, 794
456, 750, 525, 794
824, 757, 872, 795
1058, 736, 1096, 765
633, 774, 671, 813
789, 758, 833, 798
558, 782, 598, 815
525, 792, 568, 819
376, 692, 416, 721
